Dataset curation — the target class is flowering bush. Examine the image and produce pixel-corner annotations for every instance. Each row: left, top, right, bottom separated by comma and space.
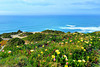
0, 31, 100, 67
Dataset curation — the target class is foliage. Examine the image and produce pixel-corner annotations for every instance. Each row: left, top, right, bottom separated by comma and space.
1, 33, 12, 38
0, 38, 3, 42
27, 33, 46, 42
0, 30, 100, 67
0, 30, 23, 38
7, 38, 25, 46
17, 30, 23, 33
42, 30, 65, 34
19, 32, 33, 37
0, 55, 32, 67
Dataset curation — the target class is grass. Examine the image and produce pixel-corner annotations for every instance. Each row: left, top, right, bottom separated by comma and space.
0, 31, 100, 67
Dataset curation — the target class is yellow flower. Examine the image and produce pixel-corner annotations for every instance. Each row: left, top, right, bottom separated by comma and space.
35, 46, 37, 48
30, 50, 34, 52
84, 49, 86, 51
90, 39, 92, 40
81, 39, 83, 42
87, 56, 89, 59
70, 40, 72, 42
61, 42, 64, 45
82, 59, 86, 62
55, 50, 59, 53
65, 65, 68, 67
81, 47, 84, 49
86, 41, 89, 44
63, 55, 67, 58
41, 51, 43, 54
45, 49, 47, 51
38, 54, 40, 57
57, 51, 60, 54
78, 60, 82, 62
91, 42, 92, 44
73, 60, 75, 62
52, 55, 55, 58
55, 50, 60, 54
42, 45, 44, 47
16, 46, 19, 48
78, 41, 80, 43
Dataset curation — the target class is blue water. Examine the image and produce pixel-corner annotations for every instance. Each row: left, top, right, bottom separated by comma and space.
0, 15, 100, 34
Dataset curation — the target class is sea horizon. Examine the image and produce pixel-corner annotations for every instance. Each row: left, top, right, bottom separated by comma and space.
0, 15, 100, 34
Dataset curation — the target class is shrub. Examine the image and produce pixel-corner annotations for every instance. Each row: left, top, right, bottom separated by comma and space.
1, 33, 12, 38
17, 30, 23, 33
19, 32, 33, 37
27, 33, 46, 42
0, 38, 3, 42
42, 30, 65, 34
8, 38, 25, 46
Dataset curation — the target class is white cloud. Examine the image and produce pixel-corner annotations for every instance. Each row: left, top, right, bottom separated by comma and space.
0, 0, 100, 15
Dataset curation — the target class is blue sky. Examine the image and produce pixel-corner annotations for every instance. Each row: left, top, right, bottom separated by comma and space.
0, 0, 100, 15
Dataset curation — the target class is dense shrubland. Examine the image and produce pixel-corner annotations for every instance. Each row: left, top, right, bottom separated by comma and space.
0, 30, 22, 38
42, 30, 65, 34
26, 33, 46, 42
19, 32, 33, 37
7, 38, 25, 46
0, 37, 3, 42
0, 30, 100, 67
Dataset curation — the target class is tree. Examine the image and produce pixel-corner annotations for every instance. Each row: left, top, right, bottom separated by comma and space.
17, 30, 23, 33
8, 38, 25, 46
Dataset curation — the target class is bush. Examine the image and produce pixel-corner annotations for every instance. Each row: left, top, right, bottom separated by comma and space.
17, 30, 23, 33
0, 38, 3, 42
27, 33, 46, 42
19, 32, 33, 37
42, 30, 65, 34
8, 38, 25, 46
1, 30, 23, 38
1, 33, 12, 38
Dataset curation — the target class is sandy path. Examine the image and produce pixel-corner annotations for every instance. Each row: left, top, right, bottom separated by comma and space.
0, 46, 5, 51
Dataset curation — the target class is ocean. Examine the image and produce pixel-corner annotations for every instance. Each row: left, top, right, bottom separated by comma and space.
0, 15, 100, 34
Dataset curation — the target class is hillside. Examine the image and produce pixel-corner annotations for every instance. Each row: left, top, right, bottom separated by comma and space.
0, 30, 100, 67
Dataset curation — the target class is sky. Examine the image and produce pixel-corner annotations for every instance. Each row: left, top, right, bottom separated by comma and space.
0, 0, 100, 15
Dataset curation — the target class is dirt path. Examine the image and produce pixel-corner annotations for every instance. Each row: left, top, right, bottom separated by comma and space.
0, 46, 5, 51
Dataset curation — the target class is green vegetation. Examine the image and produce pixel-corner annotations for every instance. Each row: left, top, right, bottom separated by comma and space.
0, 37, 3, 42
42, 30, 65, 34
7, 38, 25, 46
19, 32, 33, 37
17, 30, 23, 33
1, 33, 12, 38
0, 30, 100, 67
0, 30, 23, 38
26, 33, 46, 42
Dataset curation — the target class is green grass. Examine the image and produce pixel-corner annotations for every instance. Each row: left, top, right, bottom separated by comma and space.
0, 31, 100, 67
